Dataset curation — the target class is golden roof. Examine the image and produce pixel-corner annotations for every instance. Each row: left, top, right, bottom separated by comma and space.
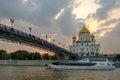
79, 27, 90, 34
91, 34, 95, 38
72, 35, 76, 39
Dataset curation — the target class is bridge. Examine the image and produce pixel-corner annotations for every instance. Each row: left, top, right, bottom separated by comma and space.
0, 24, 79, 60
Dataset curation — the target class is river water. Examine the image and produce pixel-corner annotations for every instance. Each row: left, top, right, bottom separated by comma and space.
0, 66, 120, 80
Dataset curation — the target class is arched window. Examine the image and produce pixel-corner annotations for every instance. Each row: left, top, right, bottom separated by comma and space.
92, 39, 93, 41
81, 48, 84, 52
81, 43, 83, 45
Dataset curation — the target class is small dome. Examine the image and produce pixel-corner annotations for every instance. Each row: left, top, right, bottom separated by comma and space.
91, 34, 95, 38
79, 27, 90, 34
72, 35, 76, 39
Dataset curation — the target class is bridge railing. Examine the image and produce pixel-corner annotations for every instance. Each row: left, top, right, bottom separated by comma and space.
0, 24, 78, 59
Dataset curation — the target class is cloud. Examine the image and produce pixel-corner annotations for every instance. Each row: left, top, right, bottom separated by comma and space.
72, 0, 100, 19
0, 0, 78, 51
82, 0, 120, 53
0, 0, 71, 26
99, 23, 120, 53
56, 7, 83, 36
84, 0, 120, 37
0, 0, 120, 53
95, 0, 120, 20
105, 23, 120, 37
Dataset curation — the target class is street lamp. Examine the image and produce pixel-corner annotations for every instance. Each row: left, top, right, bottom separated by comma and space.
46, 35, 48, 41
10, 18, 14, 28
58, 42, 61, 46
29, 27, 32, 34
53, 39, 55, 43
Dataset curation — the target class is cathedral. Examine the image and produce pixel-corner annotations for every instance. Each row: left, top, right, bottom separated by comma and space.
69, 25, 100, 56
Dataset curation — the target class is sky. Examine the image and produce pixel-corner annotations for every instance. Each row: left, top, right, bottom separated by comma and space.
0, 0, 120, 54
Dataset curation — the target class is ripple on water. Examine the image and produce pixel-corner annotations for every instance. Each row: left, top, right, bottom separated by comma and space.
0, 66, 120, 80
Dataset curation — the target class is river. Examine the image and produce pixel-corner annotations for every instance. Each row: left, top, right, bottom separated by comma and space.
0, 66, 119, 80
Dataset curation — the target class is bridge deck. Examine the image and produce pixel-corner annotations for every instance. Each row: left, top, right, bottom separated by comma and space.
0, 24, 78, 59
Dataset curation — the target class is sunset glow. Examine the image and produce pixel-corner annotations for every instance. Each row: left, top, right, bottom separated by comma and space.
0, 0, 120, 54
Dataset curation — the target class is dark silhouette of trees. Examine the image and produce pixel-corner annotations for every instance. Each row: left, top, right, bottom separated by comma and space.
42, 54, 50, 60
50, 55, 57, 60
0, 49, 58, 60
11, 50, 29, 60
29, 52, 41, 60
114, 54, 120, 61
0, 50, 10, 60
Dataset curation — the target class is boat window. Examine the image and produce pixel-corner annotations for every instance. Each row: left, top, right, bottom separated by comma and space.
99, 63, 105, 65
90, 58, 107, 61
52, 62, 60, 65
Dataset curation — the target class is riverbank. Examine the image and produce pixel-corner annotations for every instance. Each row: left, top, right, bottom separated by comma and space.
0, 60, 53, 66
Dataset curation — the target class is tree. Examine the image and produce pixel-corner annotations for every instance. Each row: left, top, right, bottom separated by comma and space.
42, 54, 50, 60
115, 54, 120, 61
34, 52, 41, 60
11, 50, 29, 60
50, 55, 57, 60
29, 52, 41, 60
0, 50, 10, 60
103, 54, 108, 57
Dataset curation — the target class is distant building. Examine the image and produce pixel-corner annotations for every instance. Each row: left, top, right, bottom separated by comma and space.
69, 25, 100, 56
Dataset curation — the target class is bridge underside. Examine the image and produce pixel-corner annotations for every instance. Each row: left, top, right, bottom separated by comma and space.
0, 24, 79, 60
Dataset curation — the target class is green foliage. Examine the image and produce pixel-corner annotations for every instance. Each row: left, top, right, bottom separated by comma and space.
103, 54, 108, 56
42, 54, 50, 60
11, 50, 29, 60
115, 54, 120, 61
29, 52, 41, 60
0, 49, 58, 60
11, 50, 42, 60
0, 50, 10, 60
42, 54, 58, 60
50, 55, 57, 60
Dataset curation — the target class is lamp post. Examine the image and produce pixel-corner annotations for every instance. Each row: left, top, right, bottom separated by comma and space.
29, 27, 32, 34
10, 18, 14, 28
58, 42, 61, 46
46, 35, 48, 41
53, 39, 55, 44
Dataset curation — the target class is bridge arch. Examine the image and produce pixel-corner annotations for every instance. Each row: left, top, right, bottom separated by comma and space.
0, 24, 79, 60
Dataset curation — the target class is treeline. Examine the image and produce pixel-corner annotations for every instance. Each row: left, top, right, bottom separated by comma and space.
96, 54, 120, 61
0, 50, 58, 60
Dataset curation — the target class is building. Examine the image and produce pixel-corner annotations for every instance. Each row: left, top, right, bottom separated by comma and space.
69, 25, 100, 56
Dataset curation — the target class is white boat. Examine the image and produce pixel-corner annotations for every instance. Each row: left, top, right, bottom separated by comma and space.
47, 58, 116, 70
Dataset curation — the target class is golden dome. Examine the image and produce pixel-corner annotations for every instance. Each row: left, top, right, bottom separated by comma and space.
79, 27, 90, 34
91, 34, 95, 38
72, 35, 76, 39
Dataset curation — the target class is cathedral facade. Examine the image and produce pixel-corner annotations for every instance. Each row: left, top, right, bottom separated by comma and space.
69, 26, 100, 56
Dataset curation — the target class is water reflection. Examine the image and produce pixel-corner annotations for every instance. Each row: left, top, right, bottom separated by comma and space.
0, 66, 119, 80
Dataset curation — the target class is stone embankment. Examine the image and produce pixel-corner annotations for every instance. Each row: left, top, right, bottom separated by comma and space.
0, 60, 54, 66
